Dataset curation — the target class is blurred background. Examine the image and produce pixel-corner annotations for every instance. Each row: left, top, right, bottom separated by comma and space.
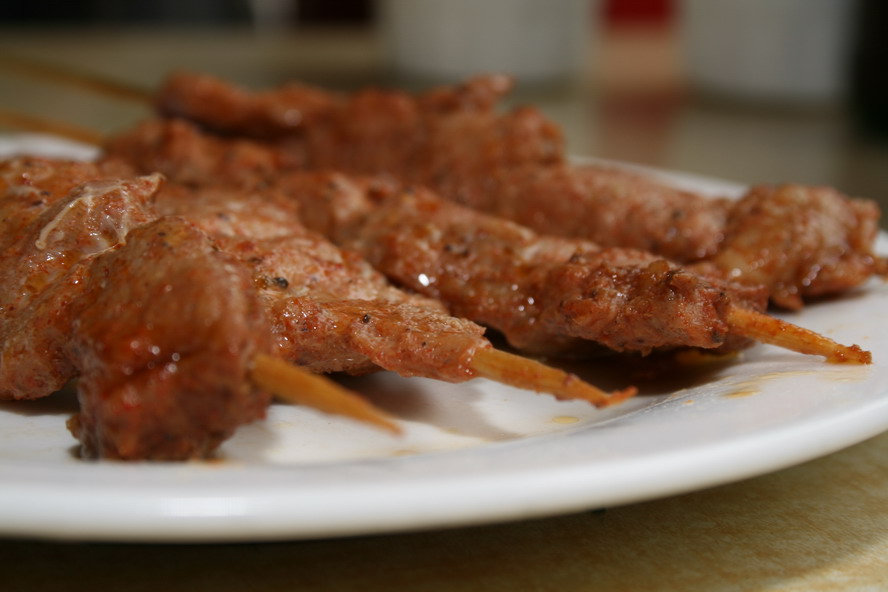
0, 0, 886, 214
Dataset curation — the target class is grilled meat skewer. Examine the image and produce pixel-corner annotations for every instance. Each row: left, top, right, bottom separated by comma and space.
156, 182, 634, 403
159, 184, 486, 378
0, 161, 275, 458
68, 216, 273, 459
276, 173, 868, 363
104, 127, 870, 363
151, 73, 884, 308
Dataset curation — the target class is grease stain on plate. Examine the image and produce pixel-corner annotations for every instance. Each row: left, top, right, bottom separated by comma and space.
551, 416, 580, 425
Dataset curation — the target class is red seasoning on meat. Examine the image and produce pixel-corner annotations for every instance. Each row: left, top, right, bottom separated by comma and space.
0, 159, 276, 459
109, 129, 870, 364
148, 74, 884, 306
107, 120, 873, 362
68, 217, 271, 460
0, 159, 158, 400
273, 174, 765, 356
698, 184, 882, 309
158, 183, 490, 380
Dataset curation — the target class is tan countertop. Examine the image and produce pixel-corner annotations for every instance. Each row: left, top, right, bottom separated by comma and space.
1, 25, 887, 591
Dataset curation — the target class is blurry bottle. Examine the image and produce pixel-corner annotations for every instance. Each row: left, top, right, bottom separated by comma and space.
849, 0, 888, 139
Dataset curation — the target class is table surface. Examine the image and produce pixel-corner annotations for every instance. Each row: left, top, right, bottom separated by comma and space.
1, 25, 887, 591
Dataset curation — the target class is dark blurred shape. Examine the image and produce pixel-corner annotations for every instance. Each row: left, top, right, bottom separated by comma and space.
2, 0, 86, 22
0, 0, 375, 25
297, 0, 374, 24
850, 0, 888, 140
91, 0, 251, 23
1, 0, 251, 24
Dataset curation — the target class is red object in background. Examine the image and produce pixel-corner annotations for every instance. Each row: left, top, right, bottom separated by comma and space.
595, 0, 682, 167
603, 0, 673, 25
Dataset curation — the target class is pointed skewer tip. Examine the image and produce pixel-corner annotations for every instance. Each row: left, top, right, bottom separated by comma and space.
250, 353, 401, 434
726, 305, 872, 365
469, 347, 635, 408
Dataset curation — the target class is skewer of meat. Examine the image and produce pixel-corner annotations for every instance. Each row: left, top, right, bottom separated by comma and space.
0, 159, 401, 459
155, 181, 633, 403
102, 120, 870, 364
271, 173, 870, 364
148, 72, 885, 309
4, 156, 632, 413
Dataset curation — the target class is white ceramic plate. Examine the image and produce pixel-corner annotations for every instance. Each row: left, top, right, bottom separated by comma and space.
1, 135, 887, 543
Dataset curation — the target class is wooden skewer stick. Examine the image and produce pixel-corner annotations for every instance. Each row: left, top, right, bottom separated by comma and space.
0, 54, 153, 103
727, 306, 871, 364
251, 353, 401, 434
0, 107, 105, 146
470, 348, 636, 407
